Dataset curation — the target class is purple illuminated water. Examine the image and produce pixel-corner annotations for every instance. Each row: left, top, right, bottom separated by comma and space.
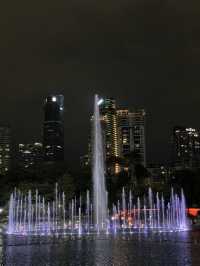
7, 185, 188, 235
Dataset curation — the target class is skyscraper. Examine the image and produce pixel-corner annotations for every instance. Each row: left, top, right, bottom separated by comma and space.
99, 98, 121, 174
84, 97, 146, 176
43, 95, 64, 161
117, 108, 146, 167
0, 125, 12, 174
173, 126, 200, 168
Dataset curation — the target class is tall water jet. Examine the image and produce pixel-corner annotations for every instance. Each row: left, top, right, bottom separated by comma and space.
92, 94, 107, 230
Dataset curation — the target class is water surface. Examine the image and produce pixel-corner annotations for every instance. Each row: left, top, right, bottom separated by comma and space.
1, 231, 200, 266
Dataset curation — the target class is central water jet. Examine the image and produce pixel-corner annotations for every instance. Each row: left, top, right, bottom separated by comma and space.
92, 94, 107, 230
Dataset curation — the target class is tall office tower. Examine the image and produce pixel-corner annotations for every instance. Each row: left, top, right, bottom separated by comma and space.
43, 95, 64, 161
0, 125, 12, 174
18, 142, 43, 168
173, 126, 200, 168
117, 108, 146, 167
99, 98, 121, 174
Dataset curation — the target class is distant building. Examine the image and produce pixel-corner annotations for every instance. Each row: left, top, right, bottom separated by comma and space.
147, 163, 170, 186
18, 142, 43, 168
43, 95, 64, 161
100, 98, 120, 158
99, 98, 121, 175
87, 98, 120, 175
0, 125, 12, 175
85, 97, 146, 176
117, 108, 146, 167
173, 126, 200, 168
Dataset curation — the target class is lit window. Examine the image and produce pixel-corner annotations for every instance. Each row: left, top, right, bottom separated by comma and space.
34, 142, 42, 147
19, 144, 24, 148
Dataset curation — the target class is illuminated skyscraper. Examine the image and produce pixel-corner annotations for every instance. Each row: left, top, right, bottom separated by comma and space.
85, 97, 146, 176
117, 108, 146, 167
43, 95, 64, 161
99, 98, 121, 174
0, 125, 12, 174
100, 98, 120, 157
173, 126, 200, 168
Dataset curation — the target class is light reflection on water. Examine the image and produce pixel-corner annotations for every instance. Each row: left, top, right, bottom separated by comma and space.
0, 231, 200, 266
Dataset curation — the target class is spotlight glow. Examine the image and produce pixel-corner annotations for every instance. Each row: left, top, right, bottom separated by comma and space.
97, 98, 104, 106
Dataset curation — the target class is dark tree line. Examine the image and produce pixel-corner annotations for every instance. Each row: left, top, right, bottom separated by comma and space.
1, 158, 200, 210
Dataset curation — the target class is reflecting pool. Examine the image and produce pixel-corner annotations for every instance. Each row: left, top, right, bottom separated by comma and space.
1, 230, 200, 265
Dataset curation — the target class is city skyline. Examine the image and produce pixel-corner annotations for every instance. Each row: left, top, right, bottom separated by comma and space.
0, 1, 200, 168
0, 92, 199, 170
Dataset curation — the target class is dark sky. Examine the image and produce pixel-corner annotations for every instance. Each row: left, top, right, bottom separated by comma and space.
0, 1, 200, 168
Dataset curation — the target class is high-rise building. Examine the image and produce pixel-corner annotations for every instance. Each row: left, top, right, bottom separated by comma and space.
85, 97, 146, 176
18, 142, 43, 168
117, 109, 130, 156
0, 125, 12, 174
117, 108, 146, 167
43, 95, 64, 161
99, 98, 121, 174
173, 126, 200, 168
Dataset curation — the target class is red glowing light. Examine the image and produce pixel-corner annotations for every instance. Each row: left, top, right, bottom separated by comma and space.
187, 208, 200, 217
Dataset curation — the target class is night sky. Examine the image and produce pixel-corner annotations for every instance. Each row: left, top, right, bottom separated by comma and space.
0, 1, 200, 169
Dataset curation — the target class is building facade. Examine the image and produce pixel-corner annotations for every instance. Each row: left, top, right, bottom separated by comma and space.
18, 142, 43, 168
173, 126, 200, 168
0, 125, 12, 175
43, 95, 64, 161
117, 108, 146, 167
99, 98, 121, 174
83, 97, 146, 176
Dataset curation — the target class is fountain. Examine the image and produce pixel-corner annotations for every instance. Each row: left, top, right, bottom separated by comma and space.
6, 95, 189, 236
7, 185, 189, 235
